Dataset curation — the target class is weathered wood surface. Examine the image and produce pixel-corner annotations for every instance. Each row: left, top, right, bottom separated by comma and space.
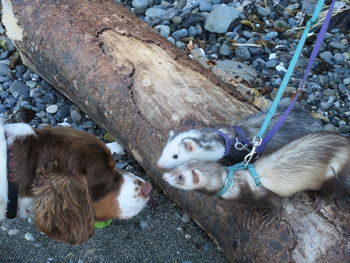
2, 0, 350, 262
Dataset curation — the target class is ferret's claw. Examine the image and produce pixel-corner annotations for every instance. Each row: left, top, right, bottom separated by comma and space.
313, 196, 326, 212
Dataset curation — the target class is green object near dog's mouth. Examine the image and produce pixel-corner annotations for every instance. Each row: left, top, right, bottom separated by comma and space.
94, 219, 113, 229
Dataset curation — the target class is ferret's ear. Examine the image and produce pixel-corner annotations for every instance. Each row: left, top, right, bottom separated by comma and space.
192, 169, 201, 184
183, 139, 195, 152
168, 130, 175, 142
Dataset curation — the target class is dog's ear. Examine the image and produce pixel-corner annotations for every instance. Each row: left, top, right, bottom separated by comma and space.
32, 168, 95, 244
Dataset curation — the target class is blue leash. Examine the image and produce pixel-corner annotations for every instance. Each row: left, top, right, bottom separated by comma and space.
216, 0, 329, 197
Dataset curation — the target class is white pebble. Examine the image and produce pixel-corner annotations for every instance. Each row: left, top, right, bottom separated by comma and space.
24, 232, 34, 241
46, 104, 58, 114
185, 234, 192, 240
106, 142, 125, 155
27, 217, 33, 224
8, 229, 19, 236
269, 53, 276, 60
181, 213, 191, 223
1, 226, 8, 231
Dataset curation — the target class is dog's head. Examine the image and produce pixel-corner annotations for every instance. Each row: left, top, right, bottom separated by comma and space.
14, 126, 151, 244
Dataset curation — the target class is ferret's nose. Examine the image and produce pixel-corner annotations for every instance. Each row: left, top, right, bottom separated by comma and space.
162, 173, 168, 181
140, 182, 152, 197
156, 161, 163, 168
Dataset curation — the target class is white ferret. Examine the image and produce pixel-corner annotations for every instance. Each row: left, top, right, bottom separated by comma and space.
162, 132, 350, 224
157, 100, 322, 169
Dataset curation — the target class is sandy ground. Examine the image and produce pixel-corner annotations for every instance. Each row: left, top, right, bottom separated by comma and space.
0, 157, 229, 263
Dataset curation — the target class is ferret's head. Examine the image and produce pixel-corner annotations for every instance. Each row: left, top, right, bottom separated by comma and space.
162, 160, 205, 190
157, 130, 202, 170
162, 161, 225, 193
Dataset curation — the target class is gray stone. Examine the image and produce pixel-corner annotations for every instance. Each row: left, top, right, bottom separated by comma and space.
273, 19, 288, 29
132, 0, 148, 9
8, 229, 19, 236
36, 111, 46, 118
176, 41, 186, 49
320, 51, 333, 63
219, 43, 231, 56
25, 80, 37, 89
154, 25, 171, 38
328, 41, 346, 50
199, 0, 213, 12
263, 31, 278, 41
71, 110, 82, 123
56, 107, 70, 119
80, 121, 94, 129
302, 0, 316, 15
0, 64, 10, 76
42, 93, 55, 104
188, 26, 197, 37
215, 59, 257, 83
0, 76, 10, 83
335, 53, 345, 63
172, 16, 183, 24
9, 80, 29, 98
235, 46, 251, 61
204, 5, 241, 33
15, 64, 27, 74
172, 29, 188, 40
46, 105, 58, 114
145, 7, 167, 20
242, 31, 254, 39
167, 36, 175, 44
256, 5, 271, 17
266, 59, 278, 68
343, 78, 350, 85
175, 0, 187, 9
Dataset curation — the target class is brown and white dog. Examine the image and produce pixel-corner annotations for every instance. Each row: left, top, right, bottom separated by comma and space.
0, 122, 152, 244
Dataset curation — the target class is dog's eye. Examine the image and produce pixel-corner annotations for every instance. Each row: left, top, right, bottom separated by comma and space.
173, 154, 178, 159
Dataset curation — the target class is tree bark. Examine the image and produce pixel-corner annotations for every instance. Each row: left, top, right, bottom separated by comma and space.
2, 0, 350, 262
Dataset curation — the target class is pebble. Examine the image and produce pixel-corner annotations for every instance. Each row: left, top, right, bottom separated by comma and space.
188, 26, 197, 37
180, 213, 191, 223
184, 234, 192, 240
219, 43, 231, 56
172, 29, 188, 40
329, 41, 347, 50
46, 104, 58, 114
9, 80, 29, 98
263, 31, 278, 41
256, 5, 271, 17
132, 0, 149, 9
235, 46, 251, 61
8, 229, 19, 236
199, 0, 213, 12
320, 51, 333, 63
172, 16, 182, 24
24, 233, 35, 241
139, 221, 148, 229
1, 226, 8, 231
71, 110, 82, 123
343, 78, 350, 85
0, 64, 10, 75
204, 5, 241, 33
154, 25, 170, 38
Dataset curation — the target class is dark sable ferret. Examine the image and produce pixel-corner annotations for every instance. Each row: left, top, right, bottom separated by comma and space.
157, 99, 323, 169
162, 131, 350, 225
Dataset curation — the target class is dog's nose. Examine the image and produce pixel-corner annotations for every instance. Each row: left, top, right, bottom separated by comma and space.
140, 182, 152, 197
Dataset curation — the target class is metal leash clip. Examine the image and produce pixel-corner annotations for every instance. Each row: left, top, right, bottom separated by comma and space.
234, 138, 250, 152
244, 136, 262, 165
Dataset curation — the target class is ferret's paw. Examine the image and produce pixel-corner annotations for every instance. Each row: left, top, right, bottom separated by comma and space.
261, 211, 279, 227
313, 196, 327, 212
241, 209, 257, 230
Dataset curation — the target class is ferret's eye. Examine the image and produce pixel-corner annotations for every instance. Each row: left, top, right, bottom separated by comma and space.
178, 174, 183, 180
173, 154, 178, 159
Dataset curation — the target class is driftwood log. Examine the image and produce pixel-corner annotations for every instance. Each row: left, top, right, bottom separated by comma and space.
2, 0, 350, 262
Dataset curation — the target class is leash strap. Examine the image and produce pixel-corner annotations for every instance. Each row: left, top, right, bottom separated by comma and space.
216, 163, 262, 197
216, 130, 235, 156
256, 0, 335, 155
256, 0, 325, 140
6, 147, 18, 219
232, 126, 250, 146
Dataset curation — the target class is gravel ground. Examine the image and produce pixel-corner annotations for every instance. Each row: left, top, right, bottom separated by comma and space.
0, 0, 349, 262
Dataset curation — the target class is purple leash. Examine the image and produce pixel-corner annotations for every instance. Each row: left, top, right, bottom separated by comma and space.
256, 0, 336, 155
216, 126, 251, 157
